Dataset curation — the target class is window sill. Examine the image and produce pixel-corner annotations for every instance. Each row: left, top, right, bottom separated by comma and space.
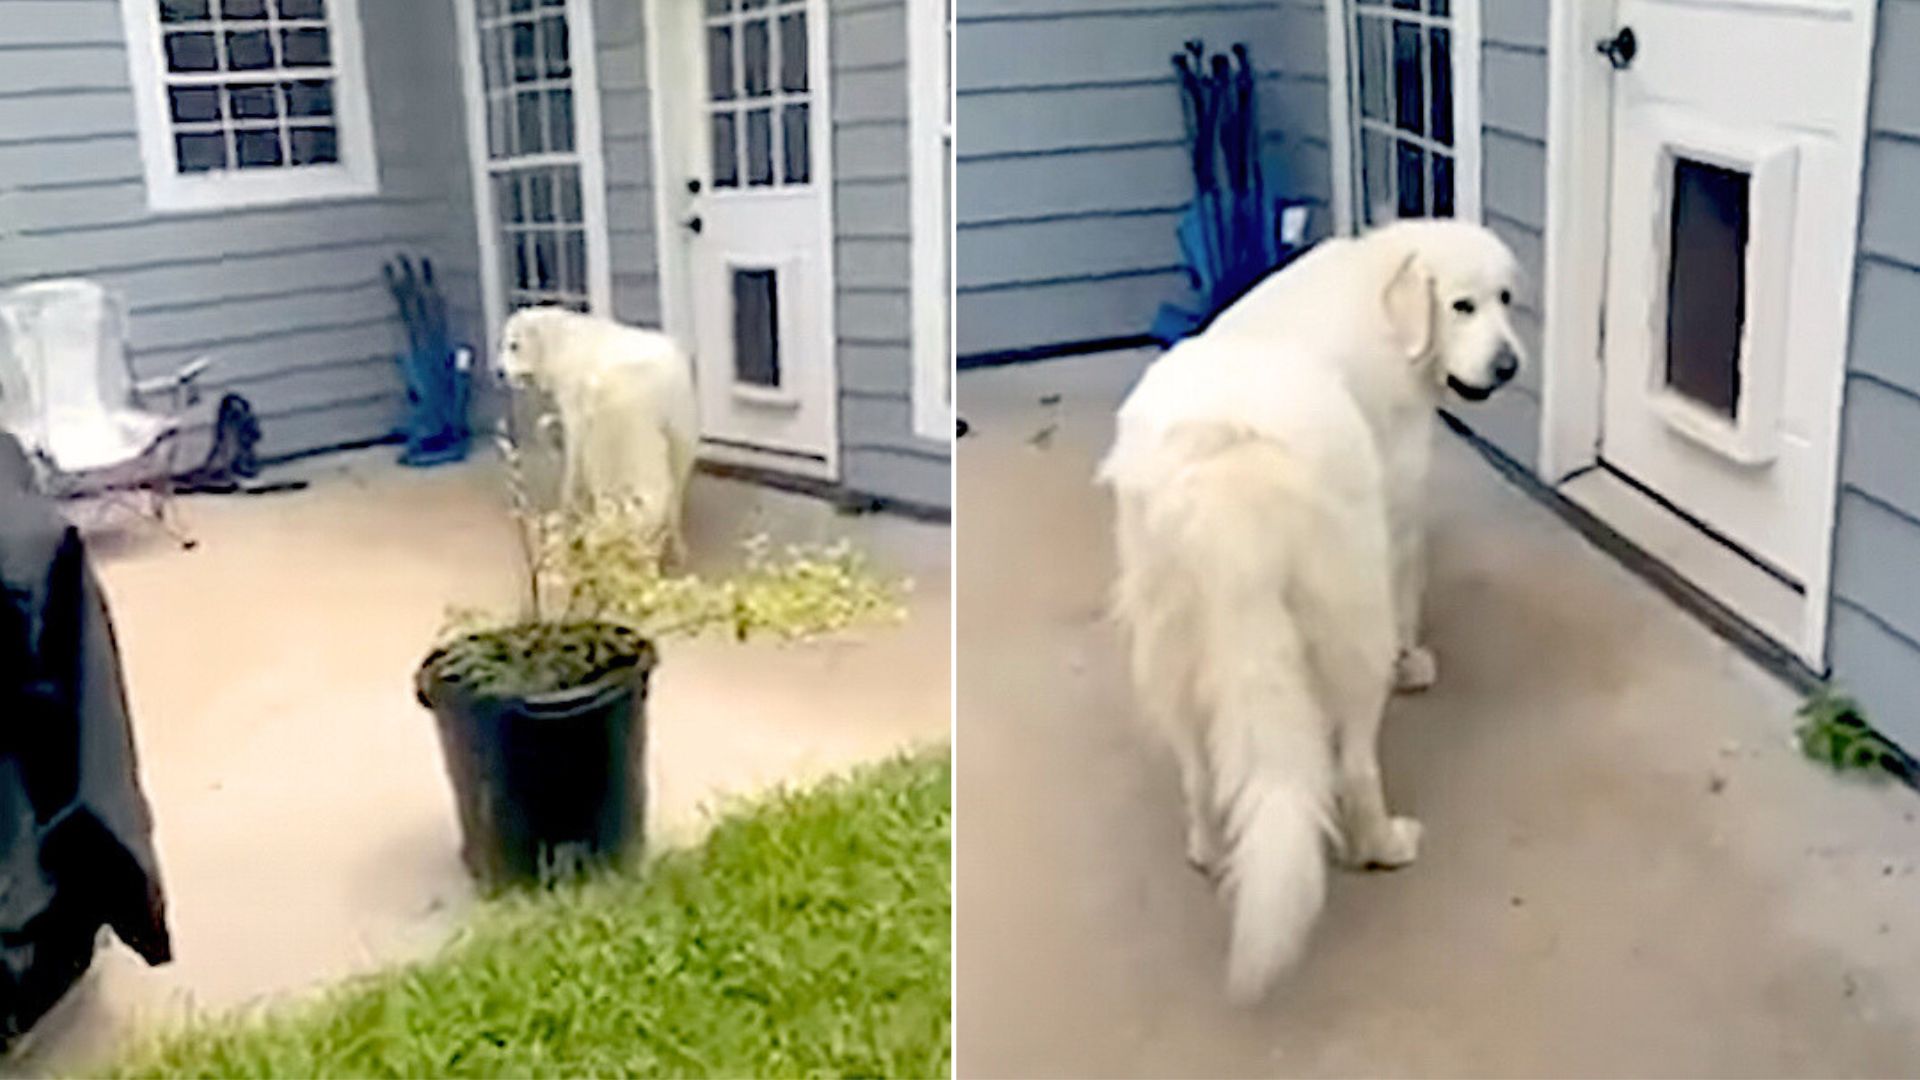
144, 166, 381, 215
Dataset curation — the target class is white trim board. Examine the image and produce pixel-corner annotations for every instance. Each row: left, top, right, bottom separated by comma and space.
908, 0, 954, 443
1537, 0, 1880, 671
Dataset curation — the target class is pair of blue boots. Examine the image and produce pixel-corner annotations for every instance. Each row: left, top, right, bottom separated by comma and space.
386, 254, 472, 468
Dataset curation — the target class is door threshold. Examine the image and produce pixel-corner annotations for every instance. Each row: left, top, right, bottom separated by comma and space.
699, 438, 836, 483
1559, 467, 1807, 663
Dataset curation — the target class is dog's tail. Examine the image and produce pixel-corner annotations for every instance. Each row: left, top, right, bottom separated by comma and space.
1149, 425, 1338, 1003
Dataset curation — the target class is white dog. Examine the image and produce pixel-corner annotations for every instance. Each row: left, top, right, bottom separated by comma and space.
1098, 220, 1522, 1001
497, 307, 699, 562
1207, 220, 1524, 691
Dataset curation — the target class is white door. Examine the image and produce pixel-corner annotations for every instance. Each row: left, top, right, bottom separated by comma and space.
667, 0, 837, 478
457, 0, 613, 330
1596, 0, 1873, 592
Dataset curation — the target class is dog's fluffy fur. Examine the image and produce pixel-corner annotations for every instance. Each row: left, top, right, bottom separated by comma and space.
1098, 221, 1522, 1001
498, 307, 699, 561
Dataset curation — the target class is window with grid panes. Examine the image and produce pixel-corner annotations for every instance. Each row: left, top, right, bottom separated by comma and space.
704, 0, 812, 189
1349, 0, 1471, 224
122, 0, 378, 209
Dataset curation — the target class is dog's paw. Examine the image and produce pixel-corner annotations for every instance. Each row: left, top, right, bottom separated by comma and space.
1394, 646, 1437, 693
1361, 816, 1423, 870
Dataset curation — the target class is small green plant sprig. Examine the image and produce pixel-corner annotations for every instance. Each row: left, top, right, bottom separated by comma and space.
428, 412, 910, 697
1795, 689, 1916, 786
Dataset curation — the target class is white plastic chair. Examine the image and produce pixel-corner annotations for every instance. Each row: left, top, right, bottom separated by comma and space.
0, 280, 210, 548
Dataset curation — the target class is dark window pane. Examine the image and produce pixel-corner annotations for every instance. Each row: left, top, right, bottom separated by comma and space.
1392, 0, 1419, 8
222, 0, 268, 19
1431, 152, 1455, 217
732, 268, 781, 388
236, 128, 284, 167
516, 90, 545, 154
175, 131, 227, 172
528, 170, 556, 222
547, 88, 574, 152
168, 86, 223, 123
1665, 158, 1749, 419
165, 32, 219, 73
741, 0, 767, 8
1356, 16, 1389, 121
288, 125, 337, 164
558, 169, 583, 223
1361, 128, 1392, 225
705, 0, 729, 13
160, 0, 211, 22
1429, 28, 1453, 146
712, 111, 738, 187
283, 78, 333, 117
276, 0, 326, 17
561, 230, 587, 295
494, 175, 522, 224
745, 106, 772, 185
227, 82, 280, 119
509, 0, 533, 12
1392, 20, 1422, 136
781, 102, 809, 184
512, 235, 533, 289
743, 18, 771, 97
225, 29, 276, 70
1428, 0, 1450, 12
281, 27, 330, 67
1395, 140, 1426, 217
778, 12, 807, 93
533, 231, 558, 289
707, 26, 735, 101
511, 22, 538, 82
542, 15, 570, 78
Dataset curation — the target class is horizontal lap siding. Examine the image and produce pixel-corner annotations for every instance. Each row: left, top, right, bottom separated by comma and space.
0, 0, 479, 461
831, 0, 948, 508
1828, 0, 1920, 749
956, 0, 1333, 358
1446, 0, 1545, 469
593, 0, 661, 327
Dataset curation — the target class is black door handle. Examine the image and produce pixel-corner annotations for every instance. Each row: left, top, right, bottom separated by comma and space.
683, 215, 703, 234
1597, 26, 1636, 70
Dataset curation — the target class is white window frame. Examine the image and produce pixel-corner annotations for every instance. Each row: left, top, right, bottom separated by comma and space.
118, 0, 380, 213
1325, 0, 1482, 235
907, 0, 953, 442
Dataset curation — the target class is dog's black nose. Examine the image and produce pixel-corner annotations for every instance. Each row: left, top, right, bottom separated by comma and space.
1492, 347, 1520, 384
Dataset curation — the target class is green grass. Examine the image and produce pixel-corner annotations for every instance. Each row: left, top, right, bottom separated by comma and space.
103, 751, 952, 1079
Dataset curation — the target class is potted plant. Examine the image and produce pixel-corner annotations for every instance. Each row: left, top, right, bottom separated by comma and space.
417, 414, 909, 888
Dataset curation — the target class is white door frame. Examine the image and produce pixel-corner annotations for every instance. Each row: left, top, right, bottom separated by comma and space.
452, 0, 616, 352
1538, 0, 1879, 670
1322, 0, 1485, 235
642, 0, 842, 480
908, 0, 953, 442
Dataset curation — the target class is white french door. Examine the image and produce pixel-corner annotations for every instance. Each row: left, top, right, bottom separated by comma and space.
651, 0, 838, 479
456, 0, 612, 336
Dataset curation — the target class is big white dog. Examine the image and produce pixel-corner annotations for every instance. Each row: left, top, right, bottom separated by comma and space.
497, 307, 699, 562
1098, 221, 1523, 1001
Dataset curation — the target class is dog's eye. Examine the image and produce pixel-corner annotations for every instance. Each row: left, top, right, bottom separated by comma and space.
1452, 298, 1477, 315
1499, 289, 1514, 306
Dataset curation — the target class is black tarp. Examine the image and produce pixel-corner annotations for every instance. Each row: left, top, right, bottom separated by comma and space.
0, 433, 170, 1048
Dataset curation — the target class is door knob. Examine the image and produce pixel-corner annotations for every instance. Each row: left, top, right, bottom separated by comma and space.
1596, 26, 1636, 70
683, 215, 703, 234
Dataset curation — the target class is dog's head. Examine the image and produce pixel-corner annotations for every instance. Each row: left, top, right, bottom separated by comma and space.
1376, 221, 1526, 402
495, 305, 570, 384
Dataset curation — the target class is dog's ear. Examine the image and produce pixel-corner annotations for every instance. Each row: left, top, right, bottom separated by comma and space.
1382, 251, 1435, 361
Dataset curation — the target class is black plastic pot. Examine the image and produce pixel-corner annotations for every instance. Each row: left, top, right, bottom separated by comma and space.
414, 628, 657, 888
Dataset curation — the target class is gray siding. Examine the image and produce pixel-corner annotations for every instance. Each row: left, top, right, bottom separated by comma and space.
956, 0, 1333, 358
0, 0, 480, 460
593, 0, 662, 327
1827, 0, 1920, 749
1444, 0, 1547, 469
830, 0, 949, 509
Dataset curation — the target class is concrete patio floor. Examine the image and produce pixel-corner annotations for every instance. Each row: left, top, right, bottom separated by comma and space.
956, 350, 1920, 1078
8, 447, 949, 1076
